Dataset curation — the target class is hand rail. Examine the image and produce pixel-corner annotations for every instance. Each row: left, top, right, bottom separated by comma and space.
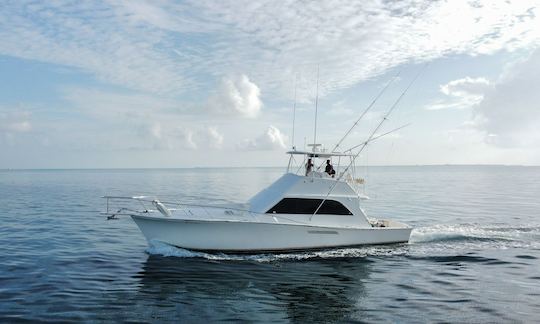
101, 195, 311, 225
101, 196, 262, 215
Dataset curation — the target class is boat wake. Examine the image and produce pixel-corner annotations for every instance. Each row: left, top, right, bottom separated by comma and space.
407, 223, 540, 254
146, 223, 540, 262
411, 223, 540, 244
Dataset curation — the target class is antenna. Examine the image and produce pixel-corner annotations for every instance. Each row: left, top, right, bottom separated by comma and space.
291, 74, 298, 150
313, 65, 320, 150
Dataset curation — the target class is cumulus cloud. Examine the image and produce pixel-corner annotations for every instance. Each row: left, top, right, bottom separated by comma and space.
426, 77, 492, 110
205, 127, 224, 149
58, 86, 233, 151
208, 75, 262, 118
140, 122, 224, 151
440, 77, 491, 97
238, 125, 288, 151
0, 110, 32, 146
148, 122, 162, 140
173, 127, 198, 150
0, 110, 32, 133
0, 1, 538, 98
3, 120, 32, 133
471, 50, 540, 147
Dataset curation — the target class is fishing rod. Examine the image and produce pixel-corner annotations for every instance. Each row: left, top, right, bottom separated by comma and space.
312, 124, 411, 175
343, 123, 411, 153
311, 64, 428, 219
312, 124, 410, 176
314, 70, 401, 171
330, 70, 401, 154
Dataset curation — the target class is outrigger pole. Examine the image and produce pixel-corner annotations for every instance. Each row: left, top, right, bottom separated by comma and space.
330, 70, 401, 153
315, 70, 400, 171
343, 123, 411, 153
311, 64, 428, 219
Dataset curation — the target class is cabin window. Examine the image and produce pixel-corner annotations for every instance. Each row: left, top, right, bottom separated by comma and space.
266, 198, 352, 215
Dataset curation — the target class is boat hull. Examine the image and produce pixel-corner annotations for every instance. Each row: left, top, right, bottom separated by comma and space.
131, 215, 412, 252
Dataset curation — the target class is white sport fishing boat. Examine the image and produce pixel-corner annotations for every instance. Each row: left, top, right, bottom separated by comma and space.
103, 71, 422, 252
103, 148, 412, 252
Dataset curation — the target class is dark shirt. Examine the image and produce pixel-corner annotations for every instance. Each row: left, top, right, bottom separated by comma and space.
325, 164, 333, 174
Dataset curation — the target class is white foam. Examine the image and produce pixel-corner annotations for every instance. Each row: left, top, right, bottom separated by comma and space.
411, 223, 540, 243
146, 239, 409, 262
407, 223, 540, 256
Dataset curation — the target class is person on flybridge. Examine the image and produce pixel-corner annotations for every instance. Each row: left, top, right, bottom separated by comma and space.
305, 158, 314, 176
325, 159, 336, 178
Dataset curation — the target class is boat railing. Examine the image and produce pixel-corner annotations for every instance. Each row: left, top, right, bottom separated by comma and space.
101, 195, 314, 226
101, 195, 266, 219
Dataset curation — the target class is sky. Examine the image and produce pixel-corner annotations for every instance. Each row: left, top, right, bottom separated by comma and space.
0, 0, 539, 168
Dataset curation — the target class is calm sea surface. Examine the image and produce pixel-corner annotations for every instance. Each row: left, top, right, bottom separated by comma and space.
1, 166, 539, 322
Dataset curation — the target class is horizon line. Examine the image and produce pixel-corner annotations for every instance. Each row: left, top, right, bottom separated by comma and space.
1, 163, 539, 171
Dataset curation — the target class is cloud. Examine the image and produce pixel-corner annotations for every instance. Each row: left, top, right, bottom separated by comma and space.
0, 110, 32, 133
56, 86, 237, 151
440, 77, 491, 97
63, 74, 262, 119
238, 125, 288, 150
471, 50, 540, 147
0, 109, 33, 146
149, 123, 162, 140
205, 127, 224, 149
0, 2, 192, 94
172, 127, 198, 150
0, 1, 538, 98
207, 75, 262, 118
174, 126, 224, 150
426, 77, 492, 110
139, 122, 224, 151
3, 120, 32, 133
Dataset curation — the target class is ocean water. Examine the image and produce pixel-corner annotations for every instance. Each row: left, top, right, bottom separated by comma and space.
0, 166, 539, 322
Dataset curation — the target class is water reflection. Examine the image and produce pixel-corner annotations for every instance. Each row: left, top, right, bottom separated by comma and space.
135, 255, 372, 322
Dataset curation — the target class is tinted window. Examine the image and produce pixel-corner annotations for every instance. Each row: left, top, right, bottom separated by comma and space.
267, 198, 352, 215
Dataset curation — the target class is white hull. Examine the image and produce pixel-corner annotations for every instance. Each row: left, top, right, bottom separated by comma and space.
131, 215, 412, 252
